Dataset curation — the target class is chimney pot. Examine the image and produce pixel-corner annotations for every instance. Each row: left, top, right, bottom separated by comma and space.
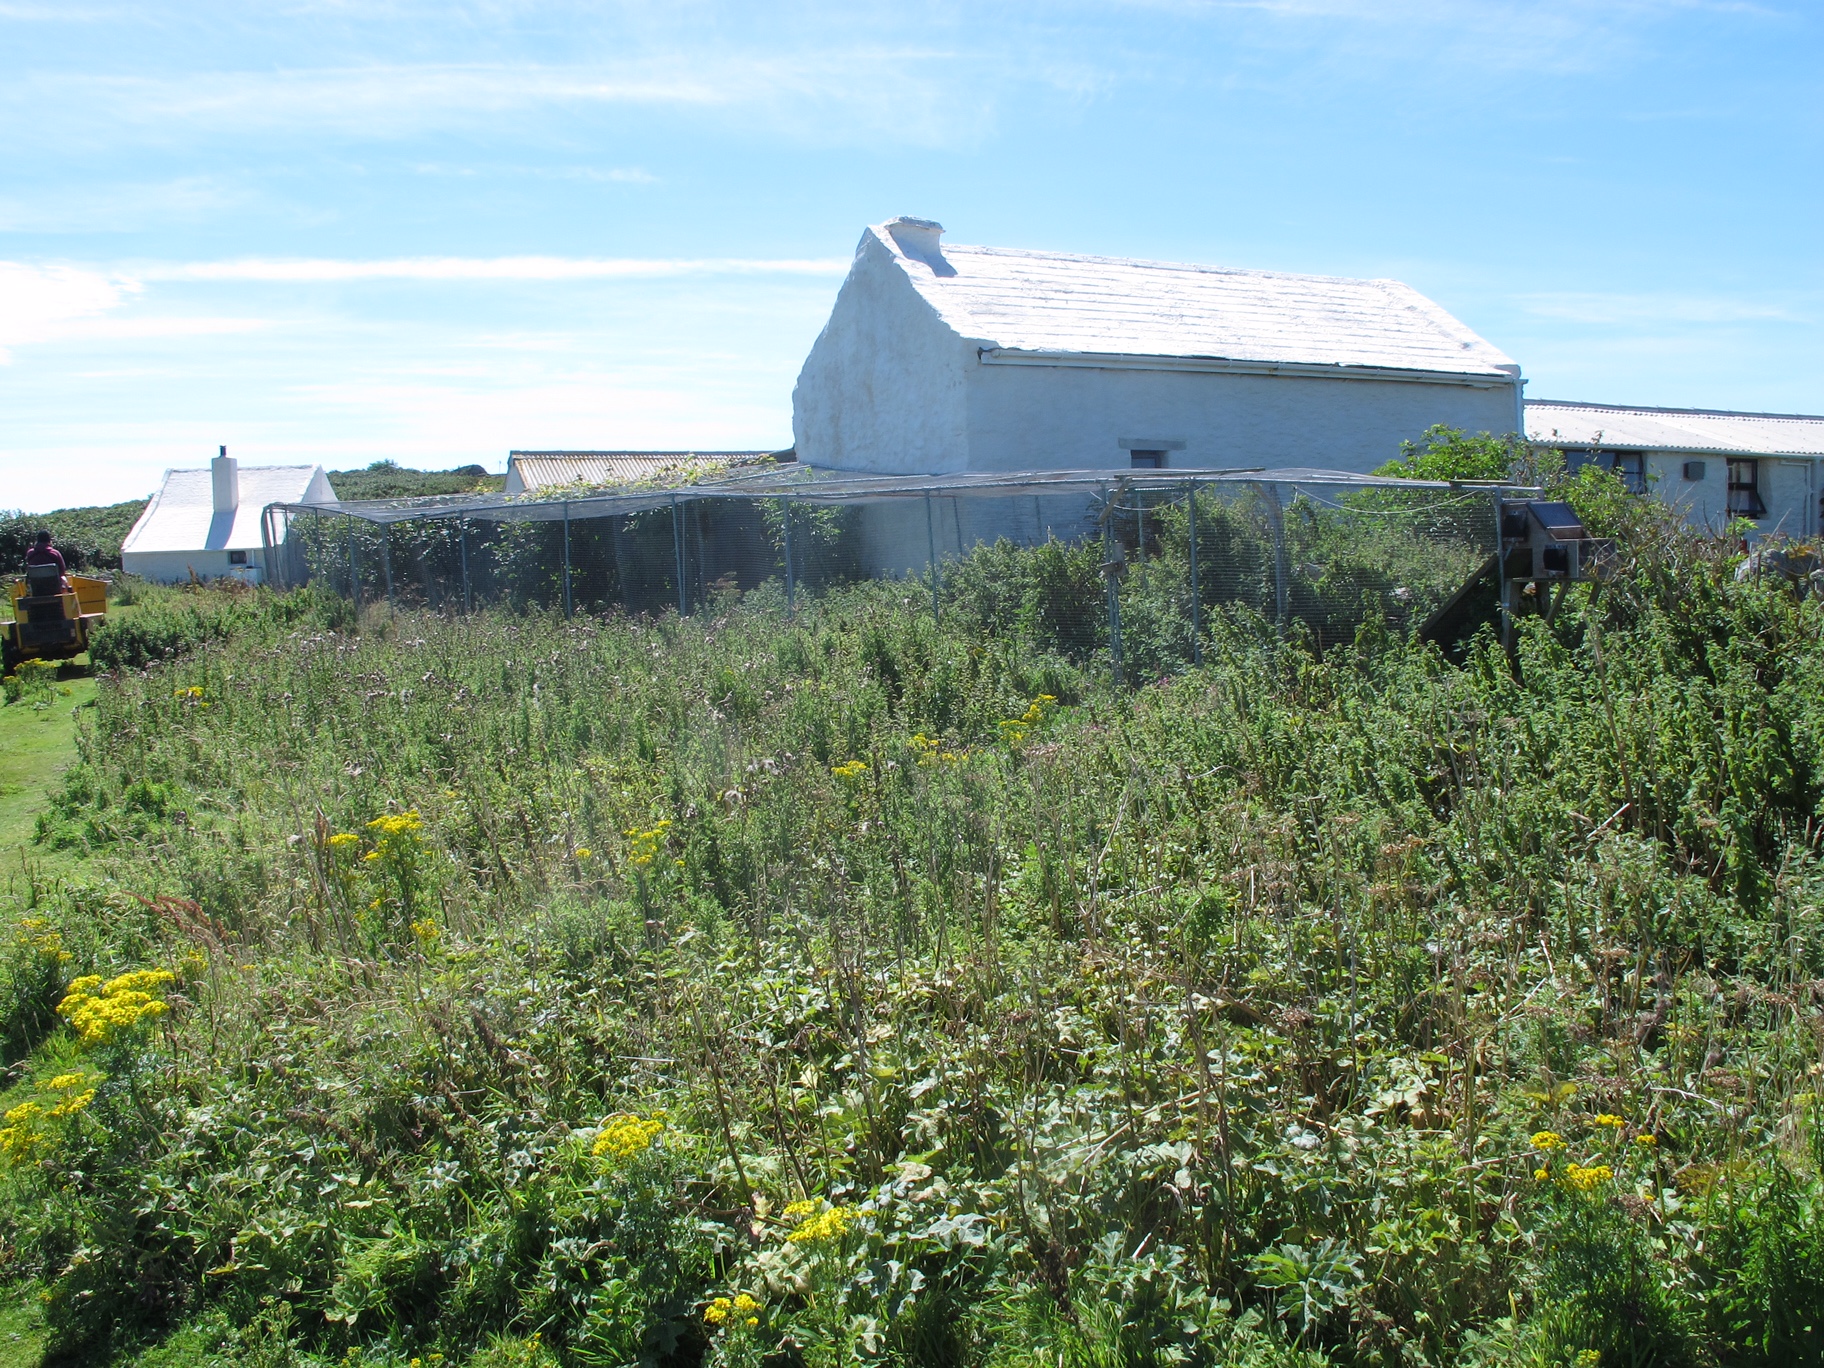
883, 217, 950, 274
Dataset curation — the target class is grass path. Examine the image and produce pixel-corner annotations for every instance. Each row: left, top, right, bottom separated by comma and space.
0, 679, 80, 1368
0, 674, 94, 874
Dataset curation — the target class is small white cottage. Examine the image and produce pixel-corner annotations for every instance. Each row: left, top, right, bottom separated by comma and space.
794, 219, 1523, 475
121, 450, 337, 584
1527, 401, 1824, 539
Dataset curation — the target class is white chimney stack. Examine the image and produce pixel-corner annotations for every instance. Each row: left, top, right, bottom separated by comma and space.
884, 217, 950, 273
212, 445, 239, 514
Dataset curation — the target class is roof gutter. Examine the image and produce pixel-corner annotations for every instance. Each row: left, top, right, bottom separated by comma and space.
977, 347, 1521, 390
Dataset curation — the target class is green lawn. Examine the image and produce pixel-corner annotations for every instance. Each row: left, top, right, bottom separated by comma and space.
0, 1292, 44, 1368
0, 671, 94, 877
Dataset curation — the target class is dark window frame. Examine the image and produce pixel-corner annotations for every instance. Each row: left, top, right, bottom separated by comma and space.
1727, 459, 1766, 519
1129, 450, 1167, 470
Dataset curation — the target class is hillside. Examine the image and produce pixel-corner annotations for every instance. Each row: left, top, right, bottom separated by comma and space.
0, 500, 148, 572
0, 482, 1821, 1367
328, 460, 506, 501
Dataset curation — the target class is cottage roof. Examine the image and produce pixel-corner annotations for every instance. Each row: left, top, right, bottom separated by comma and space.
121, 465, 332, 555
506, 451, 780, 493
870, 220, 1518, 380
1527, 401, 1824, 457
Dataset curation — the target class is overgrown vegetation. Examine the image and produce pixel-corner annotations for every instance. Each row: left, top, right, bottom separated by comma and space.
0, 501, 148, 573
3, 473, 1823, 1367
328, 461, 505, 501
85, 581, 353, 674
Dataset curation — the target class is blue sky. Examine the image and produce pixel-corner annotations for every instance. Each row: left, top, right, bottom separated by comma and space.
1, 0, 1819, 513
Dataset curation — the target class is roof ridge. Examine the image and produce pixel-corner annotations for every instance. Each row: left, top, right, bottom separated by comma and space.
941, 242, 1400, 288
1528, 399, 1824, 423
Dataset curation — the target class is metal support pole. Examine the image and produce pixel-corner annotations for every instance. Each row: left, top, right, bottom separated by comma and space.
782, 498, 796, 615
672, 494, 687, 616
562, 501, 572, 617
925, 492, 940, 623
1103, 484, 1123, 686
1260, 482, 1288, 624
348, 516, 359, 609
1493, 491, 1511, 653
1187, 483, 1202, 666
460, 518, 472, 615
381, 523, 395, 609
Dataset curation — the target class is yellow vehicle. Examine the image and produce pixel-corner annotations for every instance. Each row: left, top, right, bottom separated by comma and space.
3, 564, 107, 675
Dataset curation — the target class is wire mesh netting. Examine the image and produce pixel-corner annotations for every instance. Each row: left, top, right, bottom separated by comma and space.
264, 468, 1513, 681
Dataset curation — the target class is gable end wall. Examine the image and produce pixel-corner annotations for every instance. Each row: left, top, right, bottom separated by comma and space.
792, 230, 974, 474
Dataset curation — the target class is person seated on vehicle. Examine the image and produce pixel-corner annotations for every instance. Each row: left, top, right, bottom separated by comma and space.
23, 532, 70, 593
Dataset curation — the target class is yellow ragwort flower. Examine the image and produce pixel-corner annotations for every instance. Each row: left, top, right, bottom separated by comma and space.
1593, 1113, 1625, 1128
56, 969, 175, 1046
704, 1293, 760, 1328
1565, 1163, 1614, 1192
786, 1203, 854, 1244
1531, 1130, 1565, 1151
1634, 1133, 1657, 1147
625, 819, 673, 867
592, 1111, 665, 1160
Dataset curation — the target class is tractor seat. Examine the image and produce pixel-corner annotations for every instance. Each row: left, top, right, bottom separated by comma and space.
24, 562, 65, 597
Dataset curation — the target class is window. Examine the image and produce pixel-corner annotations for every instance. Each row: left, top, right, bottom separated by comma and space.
1609, 451, 1646, 493
1566, 449, 1645, 492
1129, 450, 1167, 470
1727, 459, 1765, 518
228, 550, 249, 566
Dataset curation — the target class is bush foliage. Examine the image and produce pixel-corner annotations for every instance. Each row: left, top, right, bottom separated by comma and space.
3, 489, 1824, 1367
0, 499, 148, 573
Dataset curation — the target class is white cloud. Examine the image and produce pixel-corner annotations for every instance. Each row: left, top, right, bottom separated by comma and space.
1514, 292, 1808, 326
11, 50, 996, 147
141, 255, 850, 283
0, 262, 137, 360
0, 177, 250, 234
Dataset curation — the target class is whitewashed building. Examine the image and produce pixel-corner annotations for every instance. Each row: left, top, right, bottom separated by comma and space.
794, 219, 1523, 475
1527, 401, 1824, 539
121, 450, 337, 584
793, 218, 1524, 569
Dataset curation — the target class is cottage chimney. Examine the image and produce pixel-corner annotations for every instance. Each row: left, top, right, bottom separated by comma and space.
884, 217, 952, 274
212, 446, 239, 514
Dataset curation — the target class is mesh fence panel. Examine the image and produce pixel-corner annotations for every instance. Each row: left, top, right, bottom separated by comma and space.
270, 473, 1504, 681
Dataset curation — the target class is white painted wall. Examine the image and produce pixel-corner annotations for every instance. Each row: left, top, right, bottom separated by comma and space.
963, 363, 1519, 474
793, 230, 974, 474
121, 548, 267, 584
1622, 452, 1817, 539
1648, 454, 1728, 531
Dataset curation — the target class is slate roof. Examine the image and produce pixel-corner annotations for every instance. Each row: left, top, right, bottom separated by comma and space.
121, 465, 333, 554
505, 451, 780, 493
875, 224, 1518, 378
1527, 401, 1824, 457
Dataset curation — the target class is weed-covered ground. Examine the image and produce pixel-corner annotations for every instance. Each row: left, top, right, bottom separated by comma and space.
2, 490, 1824, 1367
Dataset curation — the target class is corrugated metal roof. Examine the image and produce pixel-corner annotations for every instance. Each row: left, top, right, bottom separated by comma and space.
1527, 401, 1824, 457
875, 224, 1518, 378
506, 451, 776, 493
121, 465, 334, 554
